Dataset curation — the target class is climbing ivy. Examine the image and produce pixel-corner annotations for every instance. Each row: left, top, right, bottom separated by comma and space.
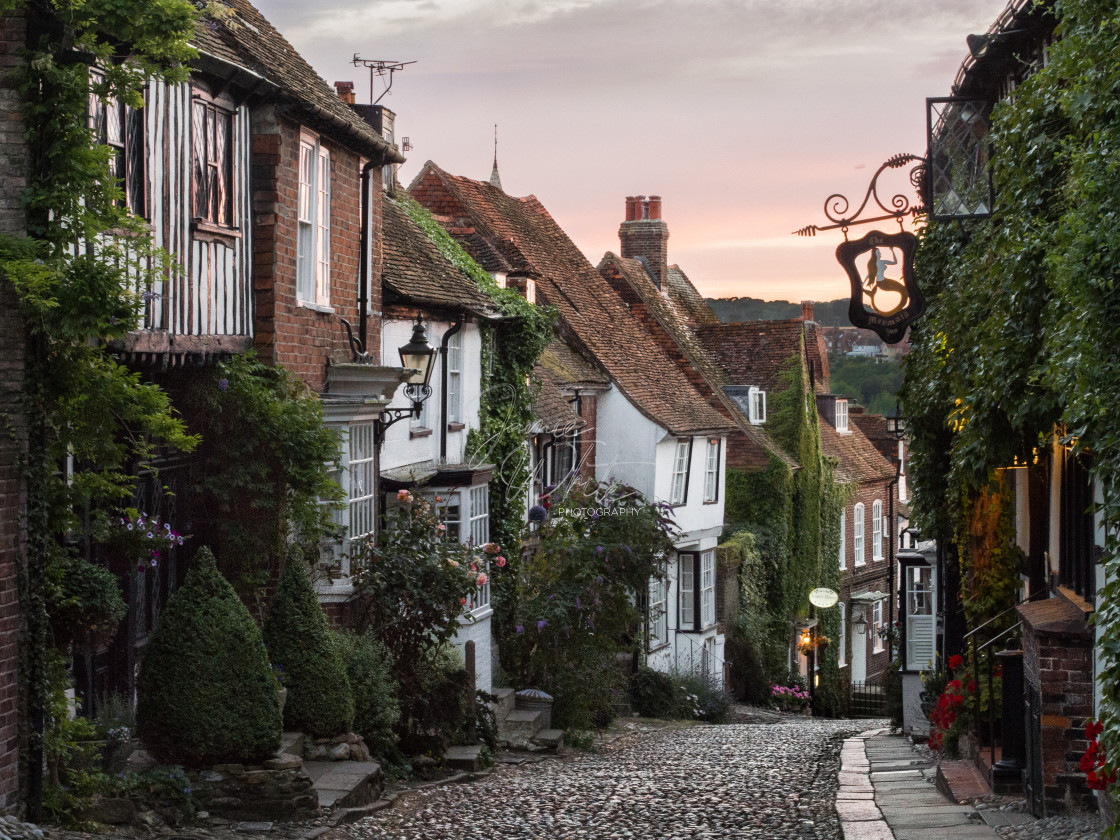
898, 1, 1120, 825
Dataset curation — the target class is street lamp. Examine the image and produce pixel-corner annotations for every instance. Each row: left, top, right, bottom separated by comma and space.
375, 313, 437, 444
852, 609, 868, 637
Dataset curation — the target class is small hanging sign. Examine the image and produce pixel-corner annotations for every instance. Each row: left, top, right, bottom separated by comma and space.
836, 229, 925, 345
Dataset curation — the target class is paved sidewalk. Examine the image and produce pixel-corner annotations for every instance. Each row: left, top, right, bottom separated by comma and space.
837, 728, 999, 840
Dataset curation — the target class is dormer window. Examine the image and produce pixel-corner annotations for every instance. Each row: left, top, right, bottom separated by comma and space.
749, 387, 766, 425
835, 398, 849, 433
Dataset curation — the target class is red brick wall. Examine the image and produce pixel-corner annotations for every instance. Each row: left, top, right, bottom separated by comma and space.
1023, 624, 1095, 813
0, 8, 25, 814
251, 111, 383, 393
618, 219, 668, 290
840, 480, 894, 684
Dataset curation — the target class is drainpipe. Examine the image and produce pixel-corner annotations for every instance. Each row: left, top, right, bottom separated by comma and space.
440, 314, 465, 461
886, 474, 899, 662
358, 160, 379, 353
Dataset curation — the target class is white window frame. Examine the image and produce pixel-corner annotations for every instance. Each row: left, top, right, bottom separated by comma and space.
853, 502, 865, 566
649, 577, 667, 649
835, 398, 849, 433
703, 439, 720, 503
838, 602, 847, 667
447, 331, 462, 424
700, 550, 716, 629
670, 439, 692, 506
749, 387, 767, 424
679, 554, 695, 629
468, 484, 489, 547
839, 509, 847, 570
872, 599, 885, 653
297, 133, 331, 308
872, 500, 883, 561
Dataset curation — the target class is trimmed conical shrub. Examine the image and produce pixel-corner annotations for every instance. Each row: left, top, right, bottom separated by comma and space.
136, 547, 281, 766
264, 555, 354, 738
335, 630, 400, 760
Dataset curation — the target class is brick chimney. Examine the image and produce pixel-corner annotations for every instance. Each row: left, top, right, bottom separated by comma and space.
619, 195, 669, 290
334, 81, 356, 104
801, 301, 815, 322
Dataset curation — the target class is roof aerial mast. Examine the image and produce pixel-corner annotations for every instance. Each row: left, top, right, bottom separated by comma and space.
351, 56, 417, 105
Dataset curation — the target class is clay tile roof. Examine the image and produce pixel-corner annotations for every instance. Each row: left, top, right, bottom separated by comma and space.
537, 338, 610, 388
409, 164, 733, 436
666, 266, 718, 326
191, 0, 401, 162
819, 420, 895, 485
381, 196, 498, 315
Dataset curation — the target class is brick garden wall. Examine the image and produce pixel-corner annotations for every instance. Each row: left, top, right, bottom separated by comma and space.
251, 109, 384, 393
0, 8, 25, 814
1021, 606, 1096, 814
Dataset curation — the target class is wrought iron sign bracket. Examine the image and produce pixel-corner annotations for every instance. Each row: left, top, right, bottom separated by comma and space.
793, 153, 926, 239
373, 383, 432, 446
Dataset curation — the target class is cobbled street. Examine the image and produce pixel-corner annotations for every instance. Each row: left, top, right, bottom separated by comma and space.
336, 719, 872, 840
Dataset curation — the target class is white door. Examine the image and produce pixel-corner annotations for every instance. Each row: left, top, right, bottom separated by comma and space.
851, 609, 867, 683
905, 565, 936, 672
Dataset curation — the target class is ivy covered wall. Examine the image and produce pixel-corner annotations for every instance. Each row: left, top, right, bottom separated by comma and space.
723, 342, 847, 715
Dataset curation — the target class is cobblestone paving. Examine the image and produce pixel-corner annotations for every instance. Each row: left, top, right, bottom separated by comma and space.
335, 719, 872, 840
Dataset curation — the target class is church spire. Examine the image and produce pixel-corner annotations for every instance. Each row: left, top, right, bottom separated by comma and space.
489, 124, 503, 191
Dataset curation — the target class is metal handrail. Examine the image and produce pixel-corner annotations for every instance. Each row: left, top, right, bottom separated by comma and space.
976, 622, 1022, 653
963, 591, 1042, 639
677, 632, 728, 683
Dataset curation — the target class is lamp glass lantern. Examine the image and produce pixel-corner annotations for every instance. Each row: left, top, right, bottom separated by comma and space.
852, 609, 868, 636
399, 314, 437, 391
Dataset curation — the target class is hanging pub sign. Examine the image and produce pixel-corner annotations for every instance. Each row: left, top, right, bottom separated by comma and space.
794, 153, 934, 344
836, 229, 924, 345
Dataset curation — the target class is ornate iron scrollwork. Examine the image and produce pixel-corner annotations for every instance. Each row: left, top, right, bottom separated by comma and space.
794, 153, 926, 238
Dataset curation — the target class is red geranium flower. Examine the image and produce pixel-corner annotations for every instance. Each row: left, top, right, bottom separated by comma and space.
1087, 720, 1104, 739
948, 654, 964, 670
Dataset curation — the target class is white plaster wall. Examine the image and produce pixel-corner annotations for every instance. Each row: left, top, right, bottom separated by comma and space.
593, 387, 658, 498
655, 435, 727, 538
453, 610, 493, 694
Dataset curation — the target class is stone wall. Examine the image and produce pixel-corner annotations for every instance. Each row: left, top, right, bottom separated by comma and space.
189, 756, 316, 821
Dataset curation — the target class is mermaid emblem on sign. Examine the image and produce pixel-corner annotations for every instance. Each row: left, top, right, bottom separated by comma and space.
863, 246, 910, 317
835, 229, 924, 344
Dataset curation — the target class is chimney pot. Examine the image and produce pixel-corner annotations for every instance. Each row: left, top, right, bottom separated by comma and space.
636, 195, 647, 219
334, 80, 356, 105
801, 301, 815, 322
647, 195, 662, 220
625, 196, 637, 222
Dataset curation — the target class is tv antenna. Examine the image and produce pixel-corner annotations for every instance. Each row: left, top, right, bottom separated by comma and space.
351, 56, 416, 105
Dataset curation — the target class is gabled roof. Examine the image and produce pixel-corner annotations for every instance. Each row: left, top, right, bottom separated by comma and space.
190, 0, 402, 163
695, 319, 831, 395
819, 419, 895, 485
666, 266, 718, 326
381, 195, 499, 316
597, 253, 794, 471
409, 163, 733, 436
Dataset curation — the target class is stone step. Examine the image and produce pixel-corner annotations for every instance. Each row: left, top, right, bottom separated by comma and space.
530, 728, 564, 752
444, 744, 484, 771
497, 709, 542, 749
303, 760, 383, 809
491, 687, 516, 721
281, 732, 303, 757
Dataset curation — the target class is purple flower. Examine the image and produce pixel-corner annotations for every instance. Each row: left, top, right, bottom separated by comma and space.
142, 290, 161, 302
549, 594, 555, 601
596, 575, 603, 584
575, 596, 581, 609
528, 505, 547, 523
596, 545, 604, 554
218, 378, 229, 392
516, 625, 524, 634
537, 619, 548, 631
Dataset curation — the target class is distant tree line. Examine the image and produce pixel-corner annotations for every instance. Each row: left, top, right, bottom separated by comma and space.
705, 297, 850, 326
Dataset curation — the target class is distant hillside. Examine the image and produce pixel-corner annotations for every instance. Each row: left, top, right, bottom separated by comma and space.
705, 297, 851, 326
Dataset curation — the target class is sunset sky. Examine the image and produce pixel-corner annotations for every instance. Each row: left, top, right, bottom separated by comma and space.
255, 0, 1008, 302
